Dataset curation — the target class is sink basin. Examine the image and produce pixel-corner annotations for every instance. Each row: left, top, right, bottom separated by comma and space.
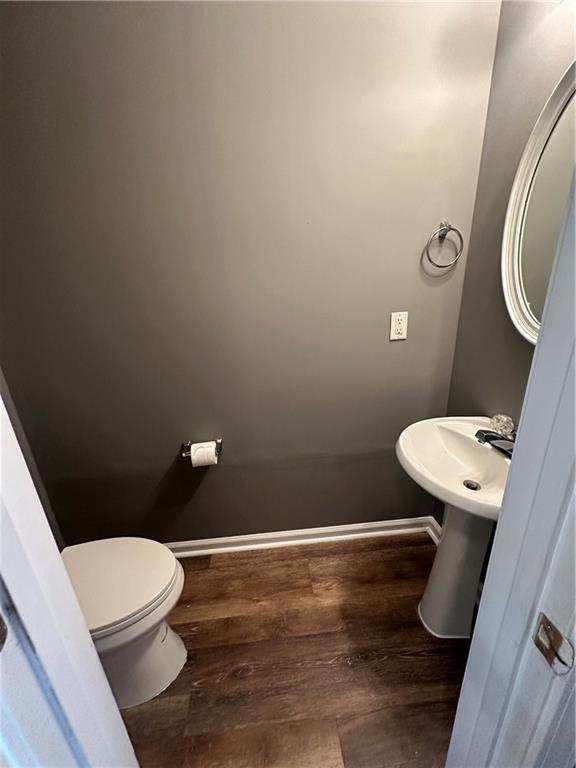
396, 416, 510, 520
395, 416, 512, 639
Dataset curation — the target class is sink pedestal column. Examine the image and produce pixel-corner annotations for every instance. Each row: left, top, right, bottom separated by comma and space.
419, 505, 494, 639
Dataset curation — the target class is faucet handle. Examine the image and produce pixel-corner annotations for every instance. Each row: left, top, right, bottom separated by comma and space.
490, 414, 515, 437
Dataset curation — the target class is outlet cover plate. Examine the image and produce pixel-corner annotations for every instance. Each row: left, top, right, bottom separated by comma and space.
390, 311, 408, 341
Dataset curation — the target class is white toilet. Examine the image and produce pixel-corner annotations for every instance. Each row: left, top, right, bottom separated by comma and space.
62, 537, 187, 710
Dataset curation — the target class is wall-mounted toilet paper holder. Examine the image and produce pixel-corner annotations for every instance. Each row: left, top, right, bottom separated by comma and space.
181, 438, 223, 459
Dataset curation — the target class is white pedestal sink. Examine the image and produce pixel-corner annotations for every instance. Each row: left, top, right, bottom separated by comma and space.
396, 416, 510, 638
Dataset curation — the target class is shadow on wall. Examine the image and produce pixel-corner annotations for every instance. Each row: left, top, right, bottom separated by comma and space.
50, 453, 209, 544
153, 452, 209, 517
434, 11, 499, 87
49, 449, 432, 546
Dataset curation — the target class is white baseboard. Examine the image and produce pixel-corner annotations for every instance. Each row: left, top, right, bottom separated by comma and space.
165, 516, 442, 558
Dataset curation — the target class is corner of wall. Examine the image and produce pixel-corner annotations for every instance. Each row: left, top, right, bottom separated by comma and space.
0, 367, 66, 549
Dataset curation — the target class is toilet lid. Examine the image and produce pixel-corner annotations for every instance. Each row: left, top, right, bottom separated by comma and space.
62, 537, 178, 633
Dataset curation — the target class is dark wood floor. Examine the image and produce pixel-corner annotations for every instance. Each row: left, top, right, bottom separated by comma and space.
122, 533, 469, 768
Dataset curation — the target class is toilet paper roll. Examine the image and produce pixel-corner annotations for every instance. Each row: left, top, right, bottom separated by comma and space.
189, 441, 219, 467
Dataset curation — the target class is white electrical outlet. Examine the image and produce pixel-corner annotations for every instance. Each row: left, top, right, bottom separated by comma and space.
390, 311, 408, 340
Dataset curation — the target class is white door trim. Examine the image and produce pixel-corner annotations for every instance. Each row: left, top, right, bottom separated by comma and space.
447, 184, 575, 766
165, 515, 441, 558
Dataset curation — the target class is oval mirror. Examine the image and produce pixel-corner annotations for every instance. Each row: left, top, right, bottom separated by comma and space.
502, 63, 575, 344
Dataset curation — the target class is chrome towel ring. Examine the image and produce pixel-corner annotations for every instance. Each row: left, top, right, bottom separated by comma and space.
425, 221, 464, 270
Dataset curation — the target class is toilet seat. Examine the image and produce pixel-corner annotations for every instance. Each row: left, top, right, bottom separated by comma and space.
62, 537, 179, 639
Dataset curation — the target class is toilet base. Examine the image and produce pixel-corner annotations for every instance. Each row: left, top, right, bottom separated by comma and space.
100, 621, 187, 709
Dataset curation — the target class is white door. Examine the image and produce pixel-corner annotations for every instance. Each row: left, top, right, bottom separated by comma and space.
0, 579, 84, 766
0, 398, 137, 767
447, 187, 575, 766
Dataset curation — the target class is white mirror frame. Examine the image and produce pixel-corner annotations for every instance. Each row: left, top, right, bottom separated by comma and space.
501, 62, 575, 345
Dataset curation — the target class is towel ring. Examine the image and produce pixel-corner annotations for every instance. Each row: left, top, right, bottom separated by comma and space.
425, 222, 464, 270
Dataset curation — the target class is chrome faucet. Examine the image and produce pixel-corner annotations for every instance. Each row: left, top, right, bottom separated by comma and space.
475, 415, 516, 459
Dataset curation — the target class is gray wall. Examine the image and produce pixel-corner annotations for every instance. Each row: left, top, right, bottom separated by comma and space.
448, 1, 575, 423
0, 3, 499, 544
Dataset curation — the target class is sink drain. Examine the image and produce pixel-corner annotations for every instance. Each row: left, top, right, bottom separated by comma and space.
463, 479, 481, 491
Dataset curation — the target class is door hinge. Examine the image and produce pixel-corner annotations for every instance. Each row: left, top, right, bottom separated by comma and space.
533, 612, 574, 675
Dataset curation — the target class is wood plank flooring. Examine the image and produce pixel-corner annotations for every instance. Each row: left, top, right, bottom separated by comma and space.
122, 534, 469, 768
